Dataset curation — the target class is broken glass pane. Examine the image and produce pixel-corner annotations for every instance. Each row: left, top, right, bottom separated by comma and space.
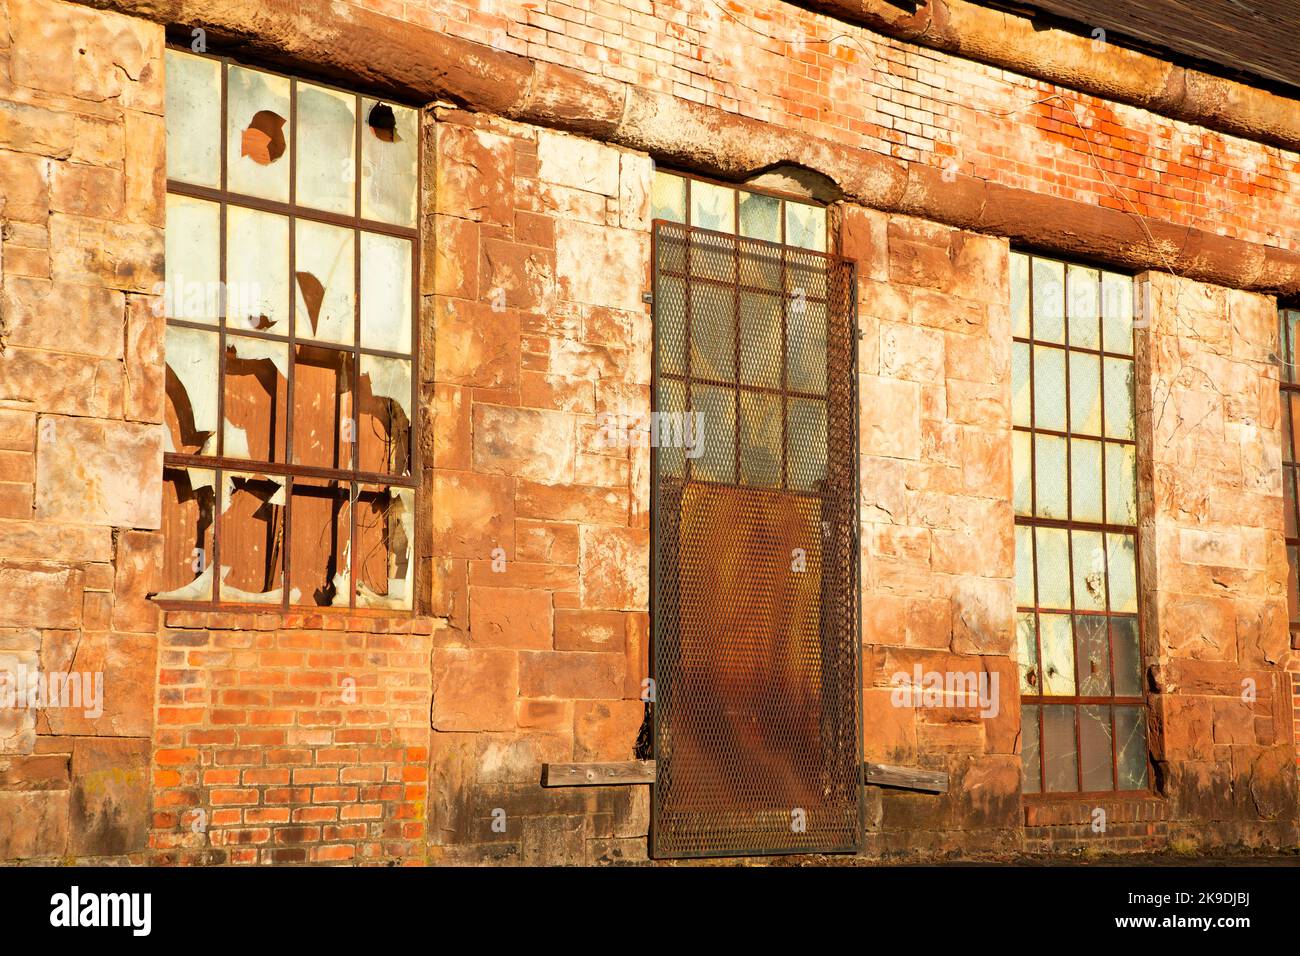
738, 390, 781, 488
1112, 617, 1142, 697
1074, 615, 1111, 696
1042, 704, 1079, 792
290, 479, 351, 607
164, 326, 219, 456
296, 82, 357, 215
785, 202, 827, 252
165, 194, 220, 324
690, 180, 734, 233
359, 232, 413, 353
223, 335, 288, 462
292, 344, 354, 470
360, 98, 418, 227
156, 467, 216, 601
357, 355, 412, 476
1039, 612, 1075, 695
1079, 704, 1114, 791
165, 50, 221, 188
219, 471, 287, 604
1115, 705, 1149, 790
1021, 704, 1041, 793
786, 398, 827, 492
354, 484, 413, 609
1016, 612, 1039, 693
294, 219, 355, 345
738, 191, 780, 243
226, 205, 290, 335
227, 65, 291, 202
1072, 529, 1107, 612
651, 171, 686, 224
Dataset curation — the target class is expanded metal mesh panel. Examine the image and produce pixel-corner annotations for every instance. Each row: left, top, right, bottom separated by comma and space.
651, 219, 861, 858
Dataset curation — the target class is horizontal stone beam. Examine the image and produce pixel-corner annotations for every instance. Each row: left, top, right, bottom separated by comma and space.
71, 0, 1300, 297
542, 760, 950, 793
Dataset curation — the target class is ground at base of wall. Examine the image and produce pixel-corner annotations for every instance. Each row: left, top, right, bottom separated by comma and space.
645, 846, 1300, 866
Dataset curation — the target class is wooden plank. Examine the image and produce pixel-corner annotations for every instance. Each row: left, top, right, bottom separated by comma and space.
863, 762, 948, 794
542, 760, 948, 793
542, 760, 655, 787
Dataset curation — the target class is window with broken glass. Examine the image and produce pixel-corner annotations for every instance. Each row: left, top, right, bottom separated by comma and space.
158, 48, 419, 610
1279, 309, 1300, 642
1011, 252, 1149, 794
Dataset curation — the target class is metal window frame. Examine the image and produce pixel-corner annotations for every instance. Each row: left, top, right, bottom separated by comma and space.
1279, 308, 1300, 635
1014, 251, 1152, 798
160, 45, 421, 613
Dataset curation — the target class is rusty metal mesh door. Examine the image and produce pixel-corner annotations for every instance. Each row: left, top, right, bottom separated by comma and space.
650, 219, 862, 858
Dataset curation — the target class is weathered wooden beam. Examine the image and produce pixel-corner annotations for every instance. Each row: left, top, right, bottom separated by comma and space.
542, 760, 948, 794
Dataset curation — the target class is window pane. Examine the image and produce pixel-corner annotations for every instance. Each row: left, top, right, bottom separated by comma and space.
1115, 706, 1148, 790
739, 292, 782, 388
786, 398, 827, 492
219, 471, 286, 604
691, 180, 734, 233
1012, 342, 1031, 427
357, 355, 412, 477
656, 378, 687, 480
165, 326, 220, 456
226, 205, 290, 335
739, 391, 781, 488
690, 228, 735, 282
1070, 438, 1103, 524
1071, 529, 1107, 611
785, 202, 827, 252
1010, 252, 1030, 339
1104, 441, 1138, 525
227, 65, 291, 202
354, 485, 414, 609
156, 467, 216, 601
656, 274, 686, 377
691, 384, 735, 483
1106, 533, 1138, 613
1032, 258, 1065, 344
787, 295, 827, 395
292, 344, 354, 469
1015, 525, 1035, 606
165, 194, 221, 323
1067, 265, 1100, 349
359, 232, 413, 352
1042, 704, 1079, 792
165, 50, 221, 188
1102, 272, 1133, 355
1040, 612, 1075, 695
690, 281, 735, 381
1034, 433, 1068, 519
1074, 615, 1111, 696
1103, 357, 1135, 439
296, 82, 356, 215
1035, 527, 1071, 609
1016, 612, 1039, 693
1068, 351, 1101, 435
1021, 704, 1041, 793
360, 99, 419, 227
223, 336, 288, 462
651, 171, 686, 223
289, 479, 351, 607
1079, 705, 1114, 791
1112, 617, 1142, 697
1032, 346, 1066, 430
1013, 431, 1032, 516
294, 219, 355, 345
738, 192, 781, 243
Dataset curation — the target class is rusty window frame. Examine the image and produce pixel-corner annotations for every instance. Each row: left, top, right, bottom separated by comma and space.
1280, 308, 1300, 638
1013, 251, 1151, 797
159, 45, 420, 612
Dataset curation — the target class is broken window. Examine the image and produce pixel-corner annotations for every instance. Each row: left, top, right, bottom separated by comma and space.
159, 48, 418, 610
1279, 309, 1300, 645
1012, 252, 1148, 794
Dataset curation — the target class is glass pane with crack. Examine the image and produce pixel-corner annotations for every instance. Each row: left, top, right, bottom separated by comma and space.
1016, 612, 1039, 694
1071, 528, 1107, 612
218, 471, 287, 604
290, 478, 351, 608
357, 355, 412, 476
223, 335, 288, 462
1039, 612, 1075, 695
1079, 704, 1114, 791
1021, 704, 1041, 793
226, 205, 290, 335
360, 99, 418, 226
165, 49, 222, 188
1111, 617, 1142, 697
354, 484, 413, 609
164, 326, 219, 456
227, 64, 291, 201
294, 219, 355, 345
156, 467, 216, 601
292, 344, 354, 470
1115, 705, 1148, 790
1042, 704, 1078, 792
296, 82, 357, 215
359, 232, 412, 353
1074, 614, 1111, 696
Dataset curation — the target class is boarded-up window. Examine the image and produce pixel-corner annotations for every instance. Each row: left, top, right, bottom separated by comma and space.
159, 48, 418, 610
1011, 252, 1148, 794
